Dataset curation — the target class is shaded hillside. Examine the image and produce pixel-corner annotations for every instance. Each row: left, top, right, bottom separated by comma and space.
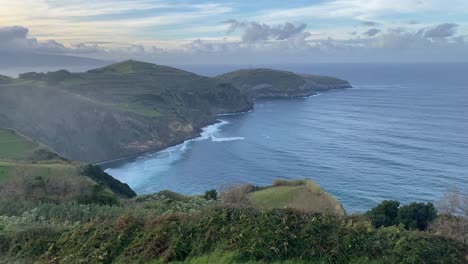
217, 68, 351, 98
0, 128, 135, 199
0, 60, 253, 162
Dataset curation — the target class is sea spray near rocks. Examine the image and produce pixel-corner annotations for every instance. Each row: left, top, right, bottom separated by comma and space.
105, 119, 245, 192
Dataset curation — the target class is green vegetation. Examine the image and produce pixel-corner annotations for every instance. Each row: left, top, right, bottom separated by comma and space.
0, 200, 465, 263
0, 129, 56, 161
204, 189, 218, 200
244, 180, 344, 215
366, 200, 438, 230
0, 162, 466, 263
113, 102, 162, 117
0, 129, 135, 204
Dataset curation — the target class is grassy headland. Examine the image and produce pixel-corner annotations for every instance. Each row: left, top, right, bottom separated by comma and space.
247, 180, 344, 215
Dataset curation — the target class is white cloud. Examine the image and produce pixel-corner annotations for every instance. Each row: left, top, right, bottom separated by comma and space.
255, 0, 468, 22
223, 20, 308, 43
1, 20, 468, 64
424, 23, 459, 39
363, 28, 381, 37
0, 1, 234, 43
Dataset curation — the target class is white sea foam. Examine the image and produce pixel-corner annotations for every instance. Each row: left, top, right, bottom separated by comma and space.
194, 120, 229, 141
105, 119, 244, 192
211, 135, 245, 142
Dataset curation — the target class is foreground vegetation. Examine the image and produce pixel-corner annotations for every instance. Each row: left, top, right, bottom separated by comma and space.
0, 192, 466, 264
0, 128, 466, 263
0, 178, 466, 263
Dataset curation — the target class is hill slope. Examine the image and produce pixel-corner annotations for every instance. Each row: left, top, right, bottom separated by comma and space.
218, 68, 351, 98
0, 60, 253, 162
0, 128, 135, 199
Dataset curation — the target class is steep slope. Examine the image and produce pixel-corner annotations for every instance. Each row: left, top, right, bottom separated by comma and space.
0, 60, 253, 163
218, 68, 351, 98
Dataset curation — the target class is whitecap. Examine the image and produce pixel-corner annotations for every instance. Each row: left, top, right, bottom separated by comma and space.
211, 135, 245, 142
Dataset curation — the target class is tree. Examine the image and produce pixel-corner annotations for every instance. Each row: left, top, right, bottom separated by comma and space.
430, 189, 468, 244
397, 202, 437, 230
366, 200, 400, 228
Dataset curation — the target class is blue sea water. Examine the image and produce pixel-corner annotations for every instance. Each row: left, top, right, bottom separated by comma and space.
106, 64, 468, 212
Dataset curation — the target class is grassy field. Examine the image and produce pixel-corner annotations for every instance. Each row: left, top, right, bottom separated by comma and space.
247, 180, 345, 215
148, 252, 313, 264
0, 161, 78, 182
0, 129, 39, 160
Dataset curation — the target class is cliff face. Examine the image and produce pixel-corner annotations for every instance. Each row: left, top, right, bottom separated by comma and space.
0, 61, 253, 163
217, 69, 351, 99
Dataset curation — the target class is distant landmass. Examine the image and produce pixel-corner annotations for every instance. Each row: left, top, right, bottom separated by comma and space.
0, 52, 111, 68
218, 68, 351, 98
0, 60, 350, 163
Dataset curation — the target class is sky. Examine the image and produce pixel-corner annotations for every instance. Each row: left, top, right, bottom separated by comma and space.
1, 0, 468, 64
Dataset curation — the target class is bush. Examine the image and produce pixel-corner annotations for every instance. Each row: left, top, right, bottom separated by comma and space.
204, 189, 218, 200
82, 165, 136, 198
366, 200, 400, 228
78, 184, 120, 206
397, 202, 437, 231
219, 184, 255, 206
367, 201, 437, 231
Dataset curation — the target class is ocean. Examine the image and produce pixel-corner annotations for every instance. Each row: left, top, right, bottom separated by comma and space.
105, 63, 468, 212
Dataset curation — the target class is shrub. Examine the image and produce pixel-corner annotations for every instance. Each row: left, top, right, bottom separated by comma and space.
397, 202, 437, 231
204, 189, 218, 200
272, 179, 306, 187
367, 201, 438, 231
82, 164, 136, 198
366, 200, 400, 228
78, 184, 120, 206
219, 184, 255, 206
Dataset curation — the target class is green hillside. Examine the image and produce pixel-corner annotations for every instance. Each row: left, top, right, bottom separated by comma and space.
1, 60, 253, 163
0, 128, 135, 200
0, 129, 60, 161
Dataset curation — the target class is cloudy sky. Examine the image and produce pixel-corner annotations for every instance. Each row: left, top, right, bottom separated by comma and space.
1, 0, 468, 64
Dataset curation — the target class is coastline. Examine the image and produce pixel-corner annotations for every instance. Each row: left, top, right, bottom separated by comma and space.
98, 86, 352, 170
96, 113, 248, 170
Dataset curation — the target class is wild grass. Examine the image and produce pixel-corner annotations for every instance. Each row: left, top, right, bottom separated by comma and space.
0, 161, 78, 179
